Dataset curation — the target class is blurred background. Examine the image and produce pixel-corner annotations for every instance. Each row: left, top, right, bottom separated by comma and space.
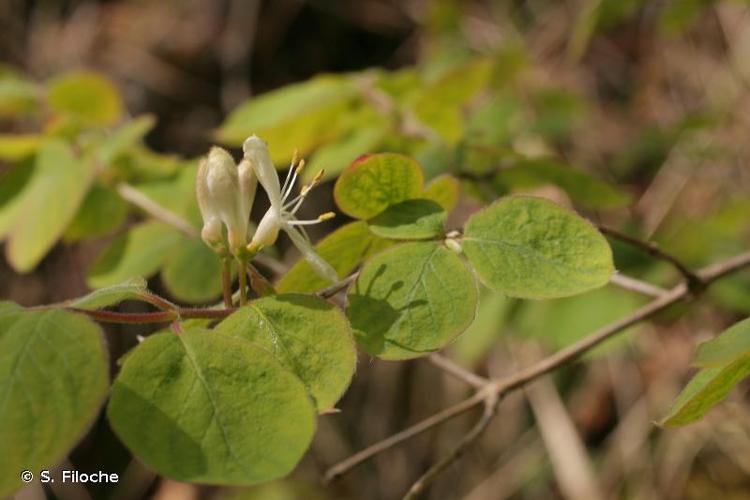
2, 0, 750, 499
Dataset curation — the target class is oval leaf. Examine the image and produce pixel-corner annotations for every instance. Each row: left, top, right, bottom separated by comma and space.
347, 241, 477, 360
108, 330, 315, 485
215, 294, 356, 411
462, 196, 613, 299
423, 174, 460, 212
368, 199, 446, 240
334, 153, 424, 220
0, 305, 108, 497
71, 277, 149, 309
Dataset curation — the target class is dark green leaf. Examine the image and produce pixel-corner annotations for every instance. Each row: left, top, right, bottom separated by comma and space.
368, 199, 446, 240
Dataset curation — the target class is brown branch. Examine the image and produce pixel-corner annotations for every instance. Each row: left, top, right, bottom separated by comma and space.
428, 353, 489, 389
609, 273, 668, 298
323, 250, 750, 486
404, 391, 500, 499
598, 225, 703, 290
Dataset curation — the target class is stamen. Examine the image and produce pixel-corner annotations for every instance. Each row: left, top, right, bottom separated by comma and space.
288, 218, 329, 226
318, 211, 335, 221
295, 158, 306, 175
281, 161, 303, 202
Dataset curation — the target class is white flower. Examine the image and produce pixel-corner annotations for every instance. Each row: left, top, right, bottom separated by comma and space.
242, 135, 338, 283
196, 146, 257, 255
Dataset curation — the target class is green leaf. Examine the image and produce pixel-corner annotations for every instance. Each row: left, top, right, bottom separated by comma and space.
94, 115, 156, 165
108, 330, 315, 485
0, 306, 108, 497
462, 196, 613, 299
347, 241, 477, 359
693, 317, 750, 368
3, 140, 96, 272
64, 184, 129, 241
334, 153, 424, 219
368, 199, 446, 240
216, 75, 357, 162
0, 160, 34, 235
410, 59, 493, 143
161, 237, 223, 304
70, 277, 149, 309
303, 121, 388, 183
87, 221, 182, 288
660, 355, 750, 427
133, 162, 201, 225
494, 159, 629, 210
47, 71, 122, 125
215, 294, 356, 410
0, 134, 42, 161
423, 174, 460, 212
276, 221, 391, 293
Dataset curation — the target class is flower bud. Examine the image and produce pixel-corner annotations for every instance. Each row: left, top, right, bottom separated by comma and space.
196, 146, 255, 255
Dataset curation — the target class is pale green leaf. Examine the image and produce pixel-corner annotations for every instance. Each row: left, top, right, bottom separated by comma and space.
660, 355, 750, 427
423, 174, 460, 212
276, 221, 391, 294
694, 317, 750, 368
303, 121, 388, 183
216, 75, 357, 162
87, 221, 182, 288
215, 294, 356, 410
47, 71, 122, 125
462, 196, 614, 299
0, 76, 39, 117
368, 199, 446, 240
334, 153, 424, 219
0, 306, 108, 497
70, 277, 149, 309
347, 241, 477, 359
161, 237, 223, 304
4, 140, 96, 272
451, 290, 512, 367
108, 330, 315, 484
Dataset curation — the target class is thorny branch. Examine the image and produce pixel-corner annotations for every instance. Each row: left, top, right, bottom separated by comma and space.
324, 250, 750, 497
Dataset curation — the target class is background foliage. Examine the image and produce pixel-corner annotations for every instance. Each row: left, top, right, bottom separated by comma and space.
1, 0, 750, 499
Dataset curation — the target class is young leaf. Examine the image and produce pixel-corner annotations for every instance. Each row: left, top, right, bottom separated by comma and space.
347, 241, 477, 359
87, 221, 182, 288
660, 355, 750, 427
334, 153, 424, 219
367, 199, 446, 240
70, 277, 149, 309
108, 330, 315, 485
423, 174, 460, 212
4, 140, 96, 272
215, 294, 356, 411
47, 71, 122, 125
161, 236, 224, 303
462, 196, 613, 299
693, 317, 750, 368
276, 221, 391, 294
0, 305, 108, 498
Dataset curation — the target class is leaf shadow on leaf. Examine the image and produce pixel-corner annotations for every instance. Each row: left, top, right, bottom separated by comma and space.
271, 294, 331, 310
348, 263, 427, 356
108, 383, 208, 480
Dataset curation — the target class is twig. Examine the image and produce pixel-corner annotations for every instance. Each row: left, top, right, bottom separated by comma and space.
237, 259, 248, 305
221, 258, 233, 308
323, 250, 750, 485
428, 353, 489, 389
404, 391, 500, 499
116, 183, 198, 237
609, 273, 668, 298
598, 225, 703, 290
